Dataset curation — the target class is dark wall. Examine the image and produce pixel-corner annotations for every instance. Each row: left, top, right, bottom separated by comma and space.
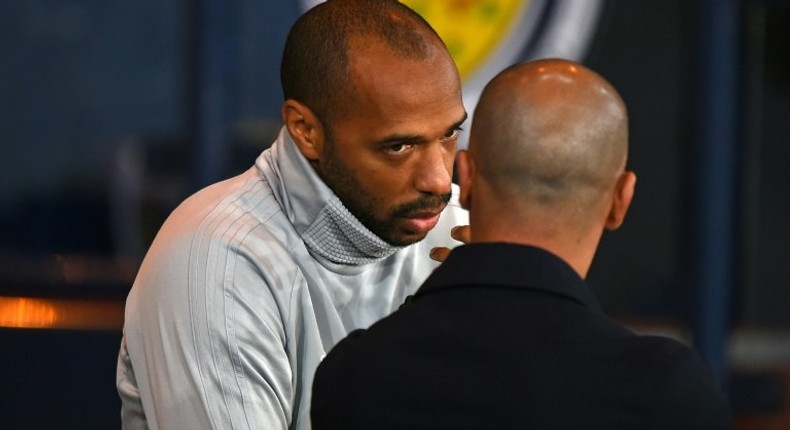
0, 329, 122, 429
585, 0, 693, 321
584, 0, 790, 328
0, 1, 185, 201
0, 0, 297, 256
740, 7, 790, 327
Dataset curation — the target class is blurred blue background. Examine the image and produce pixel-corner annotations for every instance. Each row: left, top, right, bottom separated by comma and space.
1, 0, 789, 428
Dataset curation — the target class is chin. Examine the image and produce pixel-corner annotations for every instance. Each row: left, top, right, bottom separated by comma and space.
383, 230, 429, 247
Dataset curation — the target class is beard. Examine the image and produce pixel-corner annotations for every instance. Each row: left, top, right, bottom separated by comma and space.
321, 142, 451, 247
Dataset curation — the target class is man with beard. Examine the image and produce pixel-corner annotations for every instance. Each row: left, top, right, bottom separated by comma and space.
311, 59, 734, 429
116, 1, 467, 429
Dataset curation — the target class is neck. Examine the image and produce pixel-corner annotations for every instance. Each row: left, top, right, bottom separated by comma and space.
469, 207, 602, 279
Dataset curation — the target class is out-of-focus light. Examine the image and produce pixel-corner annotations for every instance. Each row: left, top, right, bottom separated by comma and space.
0, 297, 56, 328
0, 296, 124, 330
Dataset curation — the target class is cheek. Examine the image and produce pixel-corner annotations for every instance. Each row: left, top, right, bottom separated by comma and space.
442, 140, 458, 171
362, 167, 408, 202
360, 167, 418, 218
444, 153, 455, 174
341, 150, 409, 191
332, 146, 420, 212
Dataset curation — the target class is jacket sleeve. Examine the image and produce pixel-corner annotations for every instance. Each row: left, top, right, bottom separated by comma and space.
651, 345, 735, 430
310, 329, 367, 429
118, 236, 298, 430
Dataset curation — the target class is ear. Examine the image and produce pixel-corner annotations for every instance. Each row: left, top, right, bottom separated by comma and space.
605, 171, 636, 231
281, 99, 325, 161
455, 150, 474, 210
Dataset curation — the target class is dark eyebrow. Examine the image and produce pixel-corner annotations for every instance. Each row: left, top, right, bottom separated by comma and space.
376, 111, 468, 146
447, 112, 469, 134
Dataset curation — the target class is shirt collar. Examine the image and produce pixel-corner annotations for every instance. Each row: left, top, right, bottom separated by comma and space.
415, 242, 604, 314
256, 127, 402, 266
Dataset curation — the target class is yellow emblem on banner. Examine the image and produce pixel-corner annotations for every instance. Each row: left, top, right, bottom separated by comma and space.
402, 0, 530, 79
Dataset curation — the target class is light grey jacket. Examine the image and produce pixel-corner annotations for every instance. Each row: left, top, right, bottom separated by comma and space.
117, 127, 467, 430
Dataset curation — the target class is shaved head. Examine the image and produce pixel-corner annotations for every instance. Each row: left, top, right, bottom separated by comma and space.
281, 0, 447, 131
460, 58, 635, 276
469, 59, 629, 219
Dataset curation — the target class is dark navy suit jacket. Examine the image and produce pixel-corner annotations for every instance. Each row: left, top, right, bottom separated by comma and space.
311, 243, 734, 429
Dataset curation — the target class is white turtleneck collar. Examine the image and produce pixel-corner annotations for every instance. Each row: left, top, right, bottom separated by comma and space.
256, 127, 403, 267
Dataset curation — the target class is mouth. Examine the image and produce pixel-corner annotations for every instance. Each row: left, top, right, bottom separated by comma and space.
406, 209, 443, 219
401, 206, 445, 233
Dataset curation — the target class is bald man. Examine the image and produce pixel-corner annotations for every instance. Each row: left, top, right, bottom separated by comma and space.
311, 59, 734, 429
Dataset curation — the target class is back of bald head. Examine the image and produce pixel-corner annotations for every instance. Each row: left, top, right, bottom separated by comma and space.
281, 0, 447, 129
470, 59, 629, 217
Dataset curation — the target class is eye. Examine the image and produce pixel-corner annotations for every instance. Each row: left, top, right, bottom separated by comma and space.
384, 142, 414, 155
442, 127, 463, 141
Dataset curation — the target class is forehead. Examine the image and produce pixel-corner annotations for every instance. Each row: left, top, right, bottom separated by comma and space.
338, 37, 464, 136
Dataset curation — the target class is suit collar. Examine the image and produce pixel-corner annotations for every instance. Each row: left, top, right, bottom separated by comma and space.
415, 243, 603, 314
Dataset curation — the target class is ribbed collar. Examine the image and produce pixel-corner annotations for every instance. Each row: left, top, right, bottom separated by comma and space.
255, 127, 402, 266
415, 243, 604, 314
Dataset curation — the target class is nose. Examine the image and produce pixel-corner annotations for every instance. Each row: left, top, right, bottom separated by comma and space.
413, 141, 454, 195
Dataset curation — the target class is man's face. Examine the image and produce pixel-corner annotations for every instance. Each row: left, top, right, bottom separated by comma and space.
316, 39, 466, 246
